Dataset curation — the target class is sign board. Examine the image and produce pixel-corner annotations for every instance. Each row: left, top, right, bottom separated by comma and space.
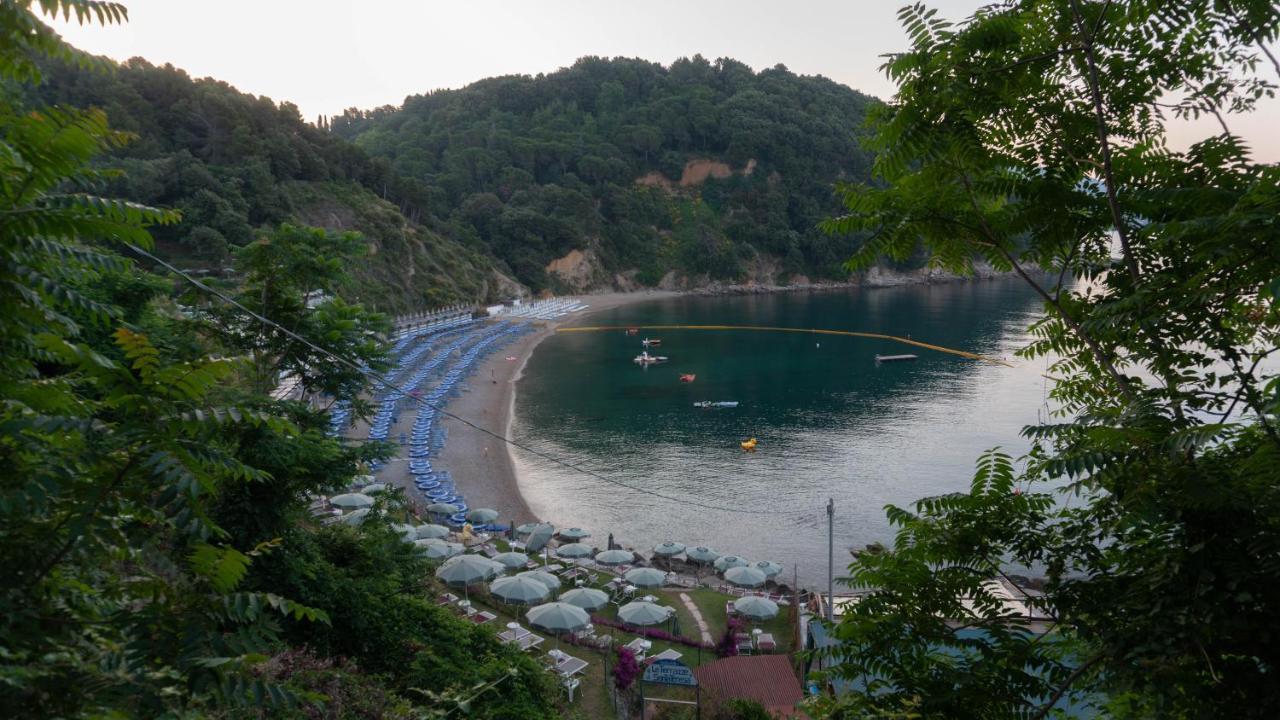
643, 658, 697, 687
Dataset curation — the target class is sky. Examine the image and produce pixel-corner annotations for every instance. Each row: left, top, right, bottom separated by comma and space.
50, 0, 1278, 160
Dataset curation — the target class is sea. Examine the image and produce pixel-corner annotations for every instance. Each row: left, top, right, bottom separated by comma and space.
512, 277, 1062, 588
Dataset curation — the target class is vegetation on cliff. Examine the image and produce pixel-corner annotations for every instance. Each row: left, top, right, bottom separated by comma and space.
333, 55, 882, 291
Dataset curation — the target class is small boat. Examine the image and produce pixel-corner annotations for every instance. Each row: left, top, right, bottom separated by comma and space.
740, 438, 758, 451
875, 354, 919, 363
694, 401, 739, 409
642, 337, 663, 347
679, 373, 696, 383
626, 328, 639, 336
634, 352, 669, 365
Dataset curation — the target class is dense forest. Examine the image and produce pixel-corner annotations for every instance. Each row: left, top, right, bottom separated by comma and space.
38, 54, 885, 306
32, 57, 508, 312
333, 56, 880, 291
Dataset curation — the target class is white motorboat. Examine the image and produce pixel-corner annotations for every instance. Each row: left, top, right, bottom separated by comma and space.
633, 351, 669, 365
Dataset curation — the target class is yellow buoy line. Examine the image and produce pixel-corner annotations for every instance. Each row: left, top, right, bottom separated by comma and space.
556, 324, 1015, 367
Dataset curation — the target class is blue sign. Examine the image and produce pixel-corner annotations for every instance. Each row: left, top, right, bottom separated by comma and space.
643, 658, 697, 686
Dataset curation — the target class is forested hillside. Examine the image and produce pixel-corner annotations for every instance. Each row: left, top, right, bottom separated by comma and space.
34, 58, 511, 311
333, 56, 882, 291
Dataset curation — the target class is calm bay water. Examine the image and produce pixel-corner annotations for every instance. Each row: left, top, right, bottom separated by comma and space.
512, 278, 1057, 587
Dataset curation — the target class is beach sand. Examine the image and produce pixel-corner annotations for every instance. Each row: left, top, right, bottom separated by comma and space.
381, 291, 672, 525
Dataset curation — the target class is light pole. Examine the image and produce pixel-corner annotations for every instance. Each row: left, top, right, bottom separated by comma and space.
826, 498, 834, 623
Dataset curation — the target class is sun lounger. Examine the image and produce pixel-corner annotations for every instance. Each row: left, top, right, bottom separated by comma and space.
470, 610, 497, 624
756, 632, 777, 652
556, 657, 588, 676
650, 648, 683, 662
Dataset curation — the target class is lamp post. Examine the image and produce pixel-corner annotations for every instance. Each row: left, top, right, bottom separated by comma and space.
826, 498, 834, 623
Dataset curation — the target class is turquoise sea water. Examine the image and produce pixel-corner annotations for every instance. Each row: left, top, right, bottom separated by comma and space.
513, 278, 1058, 587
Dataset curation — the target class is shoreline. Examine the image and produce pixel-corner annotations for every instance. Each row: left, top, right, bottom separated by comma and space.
424, 273, 1027, 546
429, 291, 676, 529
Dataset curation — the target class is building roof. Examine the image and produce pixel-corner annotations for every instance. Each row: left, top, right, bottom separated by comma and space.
694, 655, 805, 717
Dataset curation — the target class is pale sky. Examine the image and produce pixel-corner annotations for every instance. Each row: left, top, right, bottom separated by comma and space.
50, 0, 1278, 161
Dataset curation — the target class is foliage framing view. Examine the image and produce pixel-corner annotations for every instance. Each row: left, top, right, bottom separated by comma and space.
817, 1, 1280, 718
0, 2, 557, 717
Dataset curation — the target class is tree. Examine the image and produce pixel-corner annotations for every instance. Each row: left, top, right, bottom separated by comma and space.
210, 223, 391, 402
816, 1, 1280, 717
2, 6, 557, 718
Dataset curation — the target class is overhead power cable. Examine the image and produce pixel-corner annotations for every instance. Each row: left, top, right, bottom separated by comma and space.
126, 243, 777, 515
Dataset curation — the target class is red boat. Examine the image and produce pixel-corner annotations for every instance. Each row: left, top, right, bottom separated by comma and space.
679, 374, 696, 383
626, 328, 639, 336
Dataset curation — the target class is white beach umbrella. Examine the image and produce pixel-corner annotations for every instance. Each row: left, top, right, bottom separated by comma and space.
714, 555, 750, 572
330, 493, 374, 509
490, 575, 551, 605
624, 567, 668, 588
617, 601, 673, 627
724, 566, 767, 588
732, 595, 780, 620
492, 552, 531, 571
559, 587, 609, 611
516, 570, 562, 593
556, 542, 594, 559
415, 524, 451, 540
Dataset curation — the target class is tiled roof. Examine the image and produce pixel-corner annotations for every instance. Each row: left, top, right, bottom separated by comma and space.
693, 655, 804, 717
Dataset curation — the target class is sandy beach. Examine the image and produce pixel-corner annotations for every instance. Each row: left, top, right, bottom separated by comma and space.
381, 291, 674, 526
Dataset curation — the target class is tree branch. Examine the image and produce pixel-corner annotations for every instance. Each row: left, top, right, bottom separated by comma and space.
1069, 0, 1140, 284
1031, 653, 1104, 720
955, 171, 1135, 401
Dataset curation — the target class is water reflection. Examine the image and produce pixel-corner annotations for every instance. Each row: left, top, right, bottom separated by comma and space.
514, 278, 1058, 585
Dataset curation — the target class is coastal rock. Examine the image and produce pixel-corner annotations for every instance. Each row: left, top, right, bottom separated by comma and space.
545, 246, 607, 292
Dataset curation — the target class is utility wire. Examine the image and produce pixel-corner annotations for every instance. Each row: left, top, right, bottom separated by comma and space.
127, 243, 778, 516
